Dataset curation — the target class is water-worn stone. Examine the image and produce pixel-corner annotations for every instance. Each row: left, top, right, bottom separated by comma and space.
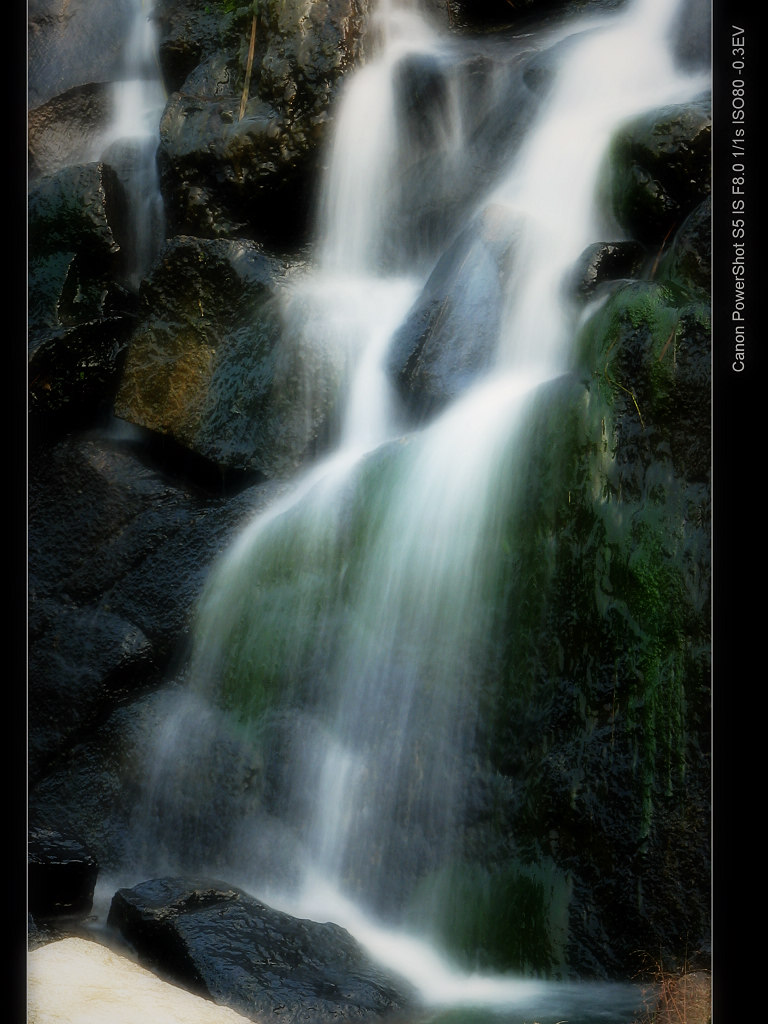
27, 680, 273, 876
569, 241, 648, 300
657, 196, 711, 299
388, 203, 522, 420
113, 235, 346, 480
28, 162, 140, 436
29, 161, 129, 261
28, 599, 155, 781
107, 877, 416, 1021
28, 825, 100, 925
28, 0, 137, 179
609, 92, 711, 246
155, 0, 371, 246
29, 84, 114, 179
27, 425, 289, 785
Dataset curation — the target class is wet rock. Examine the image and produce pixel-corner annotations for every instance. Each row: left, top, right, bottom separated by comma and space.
28, 825, 100, 925
27, 682, 271, 875
576, 278, 711, 482
28, 0, 137, 179
658, 196, 711, 299
609, 92, 711, 246
155, 0, 371, 246
28, 83, 114, 180
27, 424, 289, 784
388, 202, 521, 420
569, 240, 648, 299
28, 162, 140, 435
154, 0, 238, 95
29, 161, 129, 261
114, 235, 345, 480
28, 599, 155, 781
107, 877, 416, 1021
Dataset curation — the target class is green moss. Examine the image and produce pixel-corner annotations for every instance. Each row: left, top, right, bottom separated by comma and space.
407, 856, 571, 975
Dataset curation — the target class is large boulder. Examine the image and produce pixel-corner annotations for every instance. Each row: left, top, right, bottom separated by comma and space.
657, 195, 711, 299
388, 202, 522, 419
27, 683, 269, 876
28, 162, 139, 438
113, 235, 346, 480
568, 240, 648, 300
28, 0, 136, 177
608, 92, 711, 247
28, 825, 100, 927
27, 427, 287, 782
155, 0, 372, 245
107, 877, 416, 1021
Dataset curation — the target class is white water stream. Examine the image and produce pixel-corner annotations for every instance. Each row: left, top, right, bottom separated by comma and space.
100, 0, 166, 290
129, 0, 709, 1019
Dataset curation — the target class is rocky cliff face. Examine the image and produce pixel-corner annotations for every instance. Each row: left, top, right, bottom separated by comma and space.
27, 0, 711, 999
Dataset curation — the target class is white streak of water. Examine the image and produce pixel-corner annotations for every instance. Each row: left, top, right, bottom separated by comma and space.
101, 0, 166, 289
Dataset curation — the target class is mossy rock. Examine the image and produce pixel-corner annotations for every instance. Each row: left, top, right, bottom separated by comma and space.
608, 93, 711, 245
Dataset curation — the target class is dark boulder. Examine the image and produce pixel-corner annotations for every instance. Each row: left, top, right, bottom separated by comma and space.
608, 92, 711, 247
153, 0, 240, 96
29, 161, 129, 262
107, 877, 416, 1021
445, 0, 627, 31
29, 83, 114, 180
388, 202, 521, 421
657, 196, 711, 299
576, 277, 711, 484
113, 235, 346, 480
155, 0, 371, 246
28, 598, 155, 782
28, 162, 139, 437
28, 825, 100, 926
27, 426, 288, 782
28, 0, 137, 179
569, 240, 648, 300
27, 681, 272, 877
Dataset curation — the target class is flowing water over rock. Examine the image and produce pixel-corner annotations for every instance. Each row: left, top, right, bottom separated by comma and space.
100, 0, 166, 290
124, 0, 709, 1018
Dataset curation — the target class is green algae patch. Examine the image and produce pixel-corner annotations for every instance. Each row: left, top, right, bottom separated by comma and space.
407, 856, 571, 976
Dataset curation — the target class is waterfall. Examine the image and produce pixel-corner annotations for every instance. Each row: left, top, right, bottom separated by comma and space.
101, 0, 166, 291
135, 0, 708, 1015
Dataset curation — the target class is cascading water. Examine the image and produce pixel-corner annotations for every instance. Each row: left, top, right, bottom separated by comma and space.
131, 0, 709, 1019
100, 0, 166, 291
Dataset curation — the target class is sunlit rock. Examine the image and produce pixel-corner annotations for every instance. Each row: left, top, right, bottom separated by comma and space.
27, 937, 259, 1024
114, 235, 344, 480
